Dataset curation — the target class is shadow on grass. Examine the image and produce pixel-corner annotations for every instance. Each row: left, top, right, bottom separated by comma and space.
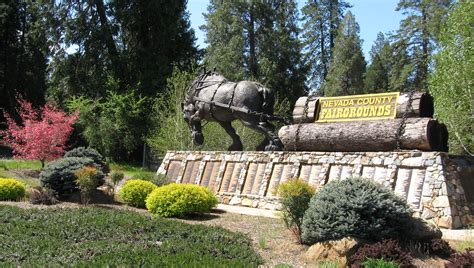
177, 212, 222, 221
60, 189, 120, 205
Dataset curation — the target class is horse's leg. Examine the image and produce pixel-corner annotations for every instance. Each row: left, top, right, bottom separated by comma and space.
219, 121, 243, 151
242, 119, 283, 151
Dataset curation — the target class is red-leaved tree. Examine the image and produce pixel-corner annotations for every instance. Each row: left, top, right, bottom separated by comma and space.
1, 97, 79, 167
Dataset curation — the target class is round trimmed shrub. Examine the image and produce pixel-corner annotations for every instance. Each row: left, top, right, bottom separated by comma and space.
301, 177, 412, 244
118, 179, 157, 208
146, 184, 218, 217
64, 147, 109, 173
0, 178, 26, 201
40, 157, 104, 196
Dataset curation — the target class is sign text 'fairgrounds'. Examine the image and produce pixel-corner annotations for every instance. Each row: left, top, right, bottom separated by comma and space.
316, 92, 399, 122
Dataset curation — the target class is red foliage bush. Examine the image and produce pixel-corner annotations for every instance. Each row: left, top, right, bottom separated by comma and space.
428, 239, 455, 258
1, 97, 78, 167
349, 239, 413, 268
446, 249, 474, 268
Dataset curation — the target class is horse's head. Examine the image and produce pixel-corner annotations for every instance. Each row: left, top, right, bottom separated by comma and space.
181, 101, 204, 145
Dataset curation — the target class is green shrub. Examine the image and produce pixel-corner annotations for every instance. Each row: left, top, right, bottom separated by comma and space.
132, 172, 170, 187
0, 178, 26, 200
39, 157, 104, 196
150, 173, 171, 186
118, 179, 157, 208
362, 258, 401, 268
301, 177, 412, 244
65, 147, 109, 173
131, 171, 154, 181
75, 167, 100, 204
277, 178, 315, 243
146, 183, 218, 217
110, 171, 124, 189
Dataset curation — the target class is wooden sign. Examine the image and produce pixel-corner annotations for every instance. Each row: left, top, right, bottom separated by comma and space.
316, 92, 399, 122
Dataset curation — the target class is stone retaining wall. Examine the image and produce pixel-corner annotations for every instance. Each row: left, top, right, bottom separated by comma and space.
157, 150, 474, 229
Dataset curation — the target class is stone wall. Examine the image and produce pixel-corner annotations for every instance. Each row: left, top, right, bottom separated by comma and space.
157, 150, 474, 229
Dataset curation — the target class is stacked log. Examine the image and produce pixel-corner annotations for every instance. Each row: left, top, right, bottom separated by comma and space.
279, 118, 448, 152
292, 96, 319, 123
282, 92, 447, 152
292, 92, 434, 123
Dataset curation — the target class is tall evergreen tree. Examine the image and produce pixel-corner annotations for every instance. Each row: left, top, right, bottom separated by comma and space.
388, 39, 413, 92
323, 11, 366, 96
47, 1, 124, 104
201, 1, 246, 81
259, 0, 308, 101
364, 32, 391, 93
301, 0, 351, 91
47, 0, 199, 105
201, 0, 307, 105
113, 0, 199, 95
394, 0, 453, 91
0, 1, 48, 121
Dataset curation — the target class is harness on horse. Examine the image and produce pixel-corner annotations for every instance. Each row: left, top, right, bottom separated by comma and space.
188, 72, 288, 123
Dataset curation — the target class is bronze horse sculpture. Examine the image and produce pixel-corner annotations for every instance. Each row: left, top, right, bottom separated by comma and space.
182, 70, 284, 151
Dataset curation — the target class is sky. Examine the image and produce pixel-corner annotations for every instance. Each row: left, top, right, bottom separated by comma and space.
187, 0, 405, 61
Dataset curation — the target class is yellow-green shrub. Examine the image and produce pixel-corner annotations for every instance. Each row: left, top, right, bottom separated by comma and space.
75, 167, 100, 204
118, 179, 157, 208
277, 178, 315, 243
146, 184, 218, 217
0, 178, 26, 201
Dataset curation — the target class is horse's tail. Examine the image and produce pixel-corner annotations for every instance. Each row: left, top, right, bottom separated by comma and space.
257, 83, 274, 116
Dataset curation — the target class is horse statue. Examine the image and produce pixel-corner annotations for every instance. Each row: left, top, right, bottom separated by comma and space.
182, 70, 284, 151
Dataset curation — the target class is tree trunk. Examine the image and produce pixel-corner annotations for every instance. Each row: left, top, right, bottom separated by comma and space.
278, 118, 446, 152
94, 0, 127, 89
320, 19, 327, 82
292, 92, 433, 123
248, 3, 258, 78
395, 91, 433, 118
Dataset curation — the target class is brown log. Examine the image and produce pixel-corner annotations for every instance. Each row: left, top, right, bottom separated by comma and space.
278, 118, 446, 152
396, 92, 434, 118
292, 92, 434, 123
292, 96, 319, 123
436, 123, 449, 152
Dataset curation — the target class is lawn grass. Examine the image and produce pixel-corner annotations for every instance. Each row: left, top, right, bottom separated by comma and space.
0, 159, 42, 170
0, 159, 42, 187
0, 205, 263, 267
109, 162, 156, 178
0, 159, 158, 187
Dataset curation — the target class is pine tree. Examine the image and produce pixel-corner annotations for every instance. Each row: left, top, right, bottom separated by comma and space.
259, 0, 308, 102
394, 0, 453, 91
0, 1, 48, 120
201, 0, 307, 104
113, 0, 199, 95
47, 1, 123, 104
201, 1, 247, 81
388, 39, 413, 92
47, 0, 199, 104
364, 32, 391, 93
301, 0, 351, 91
323, 11, 366, 96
